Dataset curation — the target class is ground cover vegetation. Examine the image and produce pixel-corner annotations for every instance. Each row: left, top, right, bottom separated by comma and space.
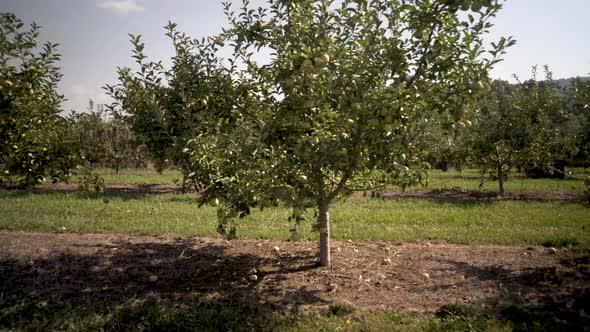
1, 0, 590, 330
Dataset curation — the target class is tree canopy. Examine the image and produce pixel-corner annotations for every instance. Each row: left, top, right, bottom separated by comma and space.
0, 13, 76, 187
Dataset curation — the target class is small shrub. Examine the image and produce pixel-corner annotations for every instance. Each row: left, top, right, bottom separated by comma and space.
328, 299, 356, 316
77, 166, 105, 193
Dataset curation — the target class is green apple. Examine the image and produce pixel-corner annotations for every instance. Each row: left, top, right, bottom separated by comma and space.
3, 80, 13, 88
313, 56, 325, 67
302, 59, 313, 68
313, 53, 330, 67
249, 274, 258, 281
470, 80, 484, 92
209, 198, 219, 207
351, 102, 362, 112
284, 76, 296, 88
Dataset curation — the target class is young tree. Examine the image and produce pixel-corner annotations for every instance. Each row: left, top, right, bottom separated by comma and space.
0, 13, 75, 187
67, 103, 139, 173
198, 0, 511, 266
110, 0, 511, 266
106, 25, 235, 192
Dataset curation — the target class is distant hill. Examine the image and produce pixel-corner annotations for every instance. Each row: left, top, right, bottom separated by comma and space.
554, 76, 590, 89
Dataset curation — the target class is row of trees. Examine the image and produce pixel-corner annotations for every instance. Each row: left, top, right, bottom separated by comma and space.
426, 67, 589, 194
66, 100, 149, 173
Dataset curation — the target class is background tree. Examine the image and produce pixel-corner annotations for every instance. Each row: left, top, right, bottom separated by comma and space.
568, 77, 590, 166
0, 13, 76, 187
68, 100, 110, 169
465, 66, 571, 195
106, 25, 235, 192
67, 102, 140, 174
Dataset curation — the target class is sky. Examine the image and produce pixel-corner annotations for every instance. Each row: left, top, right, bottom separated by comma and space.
1, 0, 589, 113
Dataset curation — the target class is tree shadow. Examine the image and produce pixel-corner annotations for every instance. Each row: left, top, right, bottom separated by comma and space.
0, 184, 197, 202
431, 251, 590, 330
378, 188, 585, 205
0, 238, 325, 318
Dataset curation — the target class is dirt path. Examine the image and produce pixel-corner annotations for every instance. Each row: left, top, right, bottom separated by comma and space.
1, 231, 588, 316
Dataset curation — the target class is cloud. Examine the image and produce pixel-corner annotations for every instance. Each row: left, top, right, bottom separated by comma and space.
67, 83, 112, 110
97, 0, 144, 15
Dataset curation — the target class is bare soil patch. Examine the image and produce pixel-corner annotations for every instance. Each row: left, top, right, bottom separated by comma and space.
1, 232, 588, 316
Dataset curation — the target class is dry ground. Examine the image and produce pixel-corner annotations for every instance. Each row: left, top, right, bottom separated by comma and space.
1, 232, 588, 317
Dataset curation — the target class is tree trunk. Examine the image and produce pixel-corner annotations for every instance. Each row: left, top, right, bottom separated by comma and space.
498, 165, 505, 196
318, 202, 331, 267
181, 170, 188, 194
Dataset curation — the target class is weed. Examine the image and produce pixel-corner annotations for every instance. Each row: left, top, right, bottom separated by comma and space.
328, 299, 356, 316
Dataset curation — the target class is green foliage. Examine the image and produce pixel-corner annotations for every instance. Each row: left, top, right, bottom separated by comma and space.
465, 67, 572, 194
76, 165, 105, 193
568, 77, 590, 163
105, 22, 235, 192
0, 13, 77, 188
66, 102, 146, 173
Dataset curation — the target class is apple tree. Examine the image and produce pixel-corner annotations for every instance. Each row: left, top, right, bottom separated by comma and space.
568, 77, 590, 165
105, 23, 236, 192
465, 67, 571, 194
0, 13, 76, 187
183, 0, 513, 266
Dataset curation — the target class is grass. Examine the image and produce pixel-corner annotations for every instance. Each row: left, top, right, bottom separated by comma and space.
80, 167, 589, 193
0, 190, 587, 246
422, 168, 588, 193
92, 168, 181, 186
0, 297, 513, 331
4, 296, 587, 331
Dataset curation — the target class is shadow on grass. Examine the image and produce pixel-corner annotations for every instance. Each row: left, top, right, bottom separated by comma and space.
379, 187, 585, 204
0, 185, 200, 203
0, 238, 322, 330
